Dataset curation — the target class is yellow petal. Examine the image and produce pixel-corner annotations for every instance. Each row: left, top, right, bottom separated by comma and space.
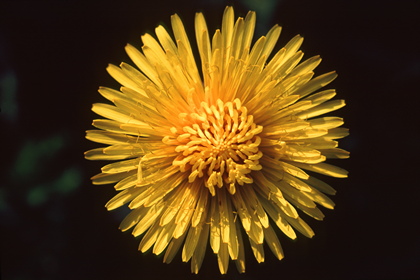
309, 116, 344, 129
190, 222, 209, 274
298, 99, 346, 119
305, 176, 337, 195
284, 216, 314, 238
113, 173, 137, 190
293, 71, 337, 98
119, 207, 146, 231
138, 222, 160, 252
153, 222, 176, 255
105, 187, 145, 211
321, 148, 350, 159
260, 198, 297, 240
90, 170, 135, 185
217, 241, 230, 274
101, 158, 140, 173
125, 44, 162, 87
132, 203, 165, 236
293, 162, 349, 178
163, 231, 186, 264
249, 237, 264, 263
92, 103, 143, 125
263, 226, 284, 260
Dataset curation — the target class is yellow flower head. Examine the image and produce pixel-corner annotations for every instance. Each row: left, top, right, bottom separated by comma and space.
85, 6, 349, 274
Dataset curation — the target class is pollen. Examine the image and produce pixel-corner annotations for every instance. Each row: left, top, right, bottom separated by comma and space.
164, 98, 263, 195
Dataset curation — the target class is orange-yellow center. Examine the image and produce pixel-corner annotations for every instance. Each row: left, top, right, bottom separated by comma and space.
163, 98, 263, 195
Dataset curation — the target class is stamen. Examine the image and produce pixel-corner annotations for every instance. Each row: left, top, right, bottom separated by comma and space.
166, 98, 263, 195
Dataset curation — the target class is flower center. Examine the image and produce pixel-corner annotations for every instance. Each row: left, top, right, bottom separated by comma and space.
163, 99, 263, 195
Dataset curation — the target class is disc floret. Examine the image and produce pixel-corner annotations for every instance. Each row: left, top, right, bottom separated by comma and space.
163, 98, 263, 195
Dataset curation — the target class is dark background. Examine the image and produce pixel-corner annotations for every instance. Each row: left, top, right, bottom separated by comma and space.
1, 0, 419, 279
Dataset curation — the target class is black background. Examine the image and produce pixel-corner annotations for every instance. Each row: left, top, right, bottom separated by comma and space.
1, 0, 419, 279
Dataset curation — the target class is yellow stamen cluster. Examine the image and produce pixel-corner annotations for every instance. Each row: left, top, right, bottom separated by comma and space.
163, 98, 263, 196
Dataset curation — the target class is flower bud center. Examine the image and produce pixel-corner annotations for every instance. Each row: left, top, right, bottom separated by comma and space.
163, 98, 263, 195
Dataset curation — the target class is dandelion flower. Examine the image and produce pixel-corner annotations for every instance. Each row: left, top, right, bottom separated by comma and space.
85, 6, 349, 274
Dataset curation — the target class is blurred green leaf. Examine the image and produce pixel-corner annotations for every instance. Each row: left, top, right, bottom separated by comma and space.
12, 134, 65, 181
27, 186, 48, 206
26, 167, 82, 206
53, 167, 81, 194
